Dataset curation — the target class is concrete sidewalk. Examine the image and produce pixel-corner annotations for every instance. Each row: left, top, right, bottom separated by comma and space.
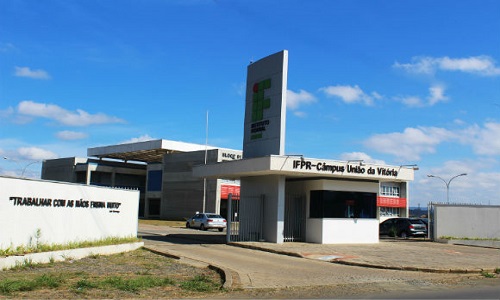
139, 223, 499, 274
230, 238, 500, 273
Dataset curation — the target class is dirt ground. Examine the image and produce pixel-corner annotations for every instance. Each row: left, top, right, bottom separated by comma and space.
1, 248, 498, 299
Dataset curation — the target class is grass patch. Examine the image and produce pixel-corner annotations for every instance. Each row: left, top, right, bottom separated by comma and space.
480, 271, 496, 278
179, 274, 220, 292
0, 249, 224, 298
0, 236, 141, 257
103, 276, 175, 292
0, 274, 64, 295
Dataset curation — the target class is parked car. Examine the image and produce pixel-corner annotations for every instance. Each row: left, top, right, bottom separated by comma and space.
379, 218, 427, 238
186, 213, 227, 232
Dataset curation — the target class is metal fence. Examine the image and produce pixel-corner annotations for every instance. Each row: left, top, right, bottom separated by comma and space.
283, 193, 306, 242
226, 192, 307, 243
227, 194, 264, 242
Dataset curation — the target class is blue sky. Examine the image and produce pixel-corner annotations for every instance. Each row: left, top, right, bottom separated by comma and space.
1, 0, 499, 206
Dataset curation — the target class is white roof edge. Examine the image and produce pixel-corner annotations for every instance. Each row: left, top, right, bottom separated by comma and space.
87, 139, 236, 157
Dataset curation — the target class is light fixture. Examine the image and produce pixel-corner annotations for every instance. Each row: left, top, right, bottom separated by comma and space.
427, 173, 467, 204
347, 160, 364, 166
400, 164, 419, 170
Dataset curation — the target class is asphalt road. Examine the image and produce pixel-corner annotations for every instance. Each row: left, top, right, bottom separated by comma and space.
138, 224, 493, 292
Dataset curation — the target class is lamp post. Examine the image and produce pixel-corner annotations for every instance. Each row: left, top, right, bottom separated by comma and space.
21, 161, 41, 177
3, 157, 41, 178
427, 173, 467, 204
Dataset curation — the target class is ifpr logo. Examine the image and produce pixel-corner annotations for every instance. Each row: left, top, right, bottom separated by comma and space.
252, 78, 271, 122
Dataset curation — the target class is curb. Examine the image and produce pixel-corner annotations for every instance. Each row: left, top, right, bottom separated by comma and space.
228, 242, 302, 258
143, 246, 238, 290
332, 260, 490, 274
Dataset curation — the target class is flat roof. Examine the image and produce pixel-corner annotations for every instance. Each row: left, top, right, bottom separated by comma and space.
87, 139, 217, 163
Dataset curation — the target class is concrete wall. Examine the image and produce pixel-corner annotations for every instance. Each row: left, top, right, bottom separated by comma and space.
0, 176, 139, 249
306, 218, 379, 244
290, 179, 379, 244
161, 149, 243, 220
41, 157, 85, 182
161, 150, 216, 220
433, 204, 500, 239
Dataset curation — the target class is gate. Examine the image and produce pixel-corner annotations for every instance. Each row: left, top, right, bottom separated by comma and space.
284, 193, 306, 242
226, 194, 264, 242
227, 193, 306, 243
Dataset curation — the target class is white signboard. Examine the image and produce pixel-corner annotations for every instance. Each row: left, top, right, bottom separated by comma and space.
243, 50, 288, 158
0, 176, 139, 249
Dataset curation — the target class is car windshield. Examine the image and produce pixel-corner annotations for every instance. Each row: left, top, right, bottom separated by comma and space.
206, 214, 223, 218
409, 219, 423, 224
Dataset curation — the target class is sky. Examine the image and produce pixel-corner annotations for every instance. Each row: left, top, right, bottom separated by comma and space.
1, 0, 499, 207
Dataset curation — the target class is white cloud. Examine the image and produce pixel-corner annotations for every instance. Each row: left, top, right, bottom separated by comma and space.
287, 89, 316, 110
339, 152, 386, 165
17, 147, 58, 160
320, 85, 379, 106
394, 55, 500, 76
14, 66, 51, 80
364, 122, 500, 161
292, 111, 307, 118
398, 96, 424, 107
17, 100, 125, 126
120, 135, 155, 144
56, 130, 88, 140
459, 122, 500, 156
364, 127, 454, 161
427, 84, 448, 105
395, 84, 448, 107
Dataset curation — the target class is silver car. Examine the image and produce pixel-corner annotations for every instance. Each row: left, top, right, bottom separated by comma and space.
186, 213, 227, 232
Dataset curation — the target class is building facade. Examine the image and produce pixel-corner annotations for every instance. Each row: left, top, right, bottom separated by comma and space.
42, 139, 242, 220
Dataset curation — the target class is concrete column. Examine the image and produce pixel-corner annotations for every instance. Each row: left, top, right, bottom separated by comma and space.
86, 164, 91, 185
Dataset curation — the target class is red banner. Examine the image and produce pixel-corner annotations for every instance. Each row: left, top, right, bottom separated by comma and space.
377, 196, 406, 208
221, 184, 240, 200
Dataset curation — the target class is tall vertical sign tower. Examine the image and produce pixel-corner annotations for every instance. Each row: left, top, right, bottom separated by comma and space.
243, 50, 288, 158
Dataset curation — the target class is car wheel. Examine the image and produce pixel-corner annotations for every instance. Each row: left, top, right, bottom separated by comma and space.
186, 222, 190, 228
400, 231, 408, 239
218, 228, 224, 232
200, 224, 206, 231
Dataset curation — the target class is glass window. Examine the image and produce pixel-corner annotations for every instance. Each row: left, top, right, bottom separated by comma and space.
310, 190, 376, 219
147, 170, 163, 192
380, 185, 400, 197
379, 207, 400, 217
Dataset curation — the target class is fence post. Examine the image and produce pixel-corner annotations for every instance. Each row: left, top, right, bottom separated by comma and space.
226, 193, 232, 244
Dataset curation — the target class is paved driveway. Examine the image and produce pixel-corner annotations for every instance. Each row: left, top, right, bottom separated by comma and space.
138, 224, 480, 289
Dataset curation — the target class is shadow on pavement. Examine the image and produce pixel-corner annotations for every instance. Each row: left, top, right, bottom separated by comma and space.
140, 232, 226, 245
379, 236, 430, 242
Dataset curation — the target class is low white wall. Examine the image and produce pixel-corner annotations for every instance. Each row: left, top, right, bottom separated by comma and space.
307, 218, 379, 244
0, 176, 140, 249
434, 204, 500, 239
0, 242, 144, 270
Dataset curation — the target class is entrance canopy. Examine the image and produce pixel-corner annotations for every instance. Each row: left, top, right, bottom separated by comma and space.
193, 155, 415, 182
87, 139, 215, 163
